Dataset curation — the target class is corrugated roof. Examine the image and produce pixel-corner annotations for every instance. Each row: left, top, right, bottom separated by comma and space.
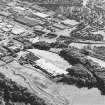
31, 5, 47, 12
14, 15, 39, 27
53, 23, 65, 30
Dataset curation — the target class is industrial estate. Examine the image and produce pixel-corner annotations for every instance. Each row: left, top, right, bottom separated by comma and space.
0, 0, 105, 105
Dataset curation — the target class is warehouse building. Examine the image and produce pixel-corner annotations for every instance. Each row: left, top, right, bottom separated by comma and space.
36, 58, 68, 76
62, 19, 79, 27
11, 25, 25, 35
14, 15, 39, 27
33, 12, 50, 18
31, 4, 48, 12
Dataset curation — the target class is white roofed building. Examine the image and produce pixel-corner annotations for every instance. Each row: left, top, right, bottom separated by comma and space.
15, 6, 25, 11
36, 58, 68, 76
62, 19, 79, 26
11, 25, 25, 35
33, 12, 50, 18
29, 37, 39, 44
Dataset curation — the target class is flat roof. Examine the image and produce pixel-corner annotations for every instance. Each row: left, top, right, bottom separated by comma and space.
36, 58, 68, 76
33, 12, 49, 18
62, 19, 79, 26
14, 15, 39, 27
11, 25, 25, 35
53, 23, 65, 30
29, 37, 39, 43
15, 6, 25, 11
45, 11, 56, 16
31, 5, 48, 12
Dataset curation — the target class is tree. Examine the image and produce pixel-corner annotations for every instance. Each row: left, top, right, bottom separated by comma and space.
76, 22, 86, 31
59, 48, 87, 65
94, 34, 103, 41
33, 41, 51, 50
50, 41, 68, 48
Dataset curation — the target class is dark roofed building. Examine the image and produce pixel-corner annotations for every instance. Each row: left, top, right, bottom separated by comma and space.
31, 4, 48, 12
14, 15, 39, 27
45, 33, 57, 38
25, 52, 40, 62
27, 13, 38, 19
45, 10, 56, 16
56, 36, 71, 41
53, 23, 65, 30
19, 52, 40, 64
1, 56, 14, 63
34, 29, 46, 36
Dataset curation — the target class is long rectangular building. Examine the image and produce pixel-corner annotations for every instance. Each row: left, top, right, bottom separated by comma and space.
14, 15, 39, 27
36, 58, 68, 76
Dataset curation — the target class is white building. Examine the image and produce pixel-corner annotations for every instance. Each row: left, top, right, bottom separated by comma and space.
33, 12, 50, 18
36, 58, 68, 76
29, 37, 39, 44
62, 19, 79, 26
11, 25, 25, 35
15, 6, 25, 11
